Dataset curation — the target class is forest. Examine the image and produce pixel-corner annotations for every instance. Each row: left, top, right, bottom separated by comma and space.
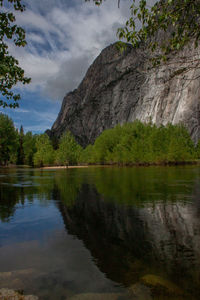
1, 113, 200, 167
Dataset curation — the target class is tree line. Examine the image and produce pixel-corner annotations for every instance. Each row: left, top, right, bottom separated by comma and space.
1, 113, 200, 167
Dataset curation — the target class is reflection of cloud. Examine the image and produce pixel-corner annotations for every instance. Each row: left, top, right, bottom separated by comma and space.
9, 0, 132, 101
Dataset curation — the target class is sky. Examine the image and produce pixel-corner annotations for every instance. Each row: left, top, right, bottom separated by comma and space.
1, 0, 133, 133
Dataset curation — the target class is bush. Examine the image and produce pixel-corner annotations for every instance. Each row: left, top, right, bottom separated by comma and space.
34, 134, 55, 167
56, 131, 82, 166
81, 121, 195, 165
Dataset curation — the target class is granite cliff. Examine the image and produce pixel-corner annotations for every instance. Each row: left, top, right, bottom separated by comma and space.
49, 41, 200, 146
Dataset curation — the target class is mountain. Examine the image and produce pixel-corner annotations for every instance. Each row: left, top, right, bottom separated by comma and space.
49, 41, 200, 147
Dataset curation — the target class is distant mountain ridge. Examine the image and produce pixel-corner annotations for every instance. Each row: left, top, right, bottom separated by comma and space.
48, 41, 200, 147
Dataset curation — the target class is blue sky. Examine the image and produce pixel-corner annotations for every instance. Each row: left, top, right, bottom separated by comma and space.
0, 0, 155, 134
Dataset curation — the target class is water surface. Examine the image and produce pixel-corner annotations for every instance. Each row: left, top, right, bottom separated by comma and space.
0, 166, 200, 299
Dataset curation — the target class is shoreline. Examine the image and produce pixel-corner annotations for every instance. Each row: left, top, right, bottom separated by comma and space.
42, 165, 89, 169
41, 161, 200, 169
1, 161, 200, 169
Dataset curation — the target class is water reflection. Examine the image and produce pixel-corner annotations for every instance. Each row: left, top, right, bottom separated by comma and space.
0, 166, 200, 299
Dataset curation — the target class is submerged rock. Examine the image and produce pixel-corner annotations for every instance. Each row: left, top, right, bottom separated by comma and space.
140, 274, 183, 296
68, 293, 125, 300
0, 269, 36, 291
0, 288, 38, 300
128, 283, 152, 300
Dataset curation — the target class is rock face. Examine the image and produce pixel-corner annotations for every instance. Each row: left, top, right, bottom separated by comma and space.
50, 42, 200, 146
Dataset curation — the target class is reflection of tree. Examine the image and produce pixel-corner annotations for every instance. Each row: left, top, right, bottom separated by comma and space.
59, 184, 153, 286
0, 184, 21, 222
58, 166, 200, 298
32, 170, 54, 203
93, 167, 196, 206
54, 169, 84, 207
0, 169, 55, 221
0, 170, 23, 222
1, 166, 200, 298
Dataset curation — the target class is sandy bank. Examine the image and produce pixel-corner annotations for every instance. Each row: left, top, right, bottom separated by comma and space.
42, 166, 89, 169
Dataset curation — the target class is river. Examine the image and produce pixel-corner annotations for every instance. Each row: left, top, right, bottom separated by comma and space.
0, 166, 200, 299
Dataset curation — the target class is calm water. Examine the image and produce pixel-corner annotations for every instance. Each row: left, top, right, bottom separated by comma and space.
0, 166, 200, 299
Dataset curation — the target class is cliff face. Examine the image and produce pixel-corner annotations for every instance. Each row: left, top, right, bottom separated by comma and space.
50, 42, 200, 146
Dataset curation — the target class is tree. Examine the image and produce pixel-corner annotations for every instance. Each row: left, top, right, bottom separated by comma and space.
0, 113, 18, 165
79, 121, 195, 165
0, 0, 31, 108
17, 125, 24, 165
23, 131, 36, 166
89, 0, 200, 65
117, 0, 200, 63
33, 134, 55, 167
56, 131, 82, 166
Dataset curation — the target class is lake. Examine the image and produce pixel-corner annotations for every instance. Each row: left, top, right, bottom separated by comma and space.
0, 166, 200, 300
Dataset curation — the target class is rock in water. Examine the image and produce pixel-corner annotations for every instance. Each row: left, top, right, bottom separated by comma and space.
128, 283, 152, 300
68, 293, 124, 300
0, 288, 38, 300
140, 274, 183, 296
49, 42, 200, 146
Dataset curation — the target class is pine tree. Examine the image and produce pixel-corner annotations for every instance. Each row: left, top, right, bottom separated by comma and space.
17, 125, 25, 165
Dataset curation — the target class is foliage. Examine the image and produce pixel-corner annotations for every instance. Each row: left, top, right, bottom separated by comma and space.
117, 0, 200, 63
0, 0, 31, 108
195, 139, 200, 159
0, 113, 18, 165
89, 0, 200, 64
0, 114, 198, 167
23, 131, 36, 166
82, 121, 195, 165
80, 144, 95, 164
33, 134, 55, 167
56, 131, 82, 165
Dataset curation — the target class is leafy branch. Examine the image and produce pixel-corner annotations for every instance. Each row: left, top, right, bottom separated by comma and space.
0, 0, 31, 108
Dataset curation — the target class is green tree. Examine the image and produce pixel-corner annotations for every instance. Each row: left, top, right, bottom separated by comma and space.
56, 131, 82, 166
0, 0, 31, 108
196, 139, 200, 159
166, 123, 195, 161
81, 121, 195, 165
0, 113, 18, 165
90, 0, 200, 65
33, 134, 55, 167
23, 131, 36, 166
80, 144, 95, 164
17, 125, 24, 165
117, 0, 200, 63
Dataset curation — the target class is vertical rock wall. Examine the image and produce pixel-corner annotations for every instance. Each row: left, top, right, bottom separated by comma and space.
50, 42, 200, 146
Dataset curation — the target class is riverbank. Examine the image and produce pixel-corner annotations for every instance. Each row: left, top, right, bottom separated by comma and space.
42, 165, 89, 169
40, 160, 200, 169
1, 161, 200, 170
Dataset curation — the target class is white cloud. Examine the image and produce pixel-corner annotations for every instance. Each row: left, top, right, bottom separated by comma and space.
9, 0, 132, 101
12, 108, 30, 113
28, 33, 46, 45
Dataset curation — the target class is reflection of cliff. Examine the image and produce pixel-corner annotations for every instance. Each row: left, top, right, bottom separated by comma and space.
58, 181, 200, 296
